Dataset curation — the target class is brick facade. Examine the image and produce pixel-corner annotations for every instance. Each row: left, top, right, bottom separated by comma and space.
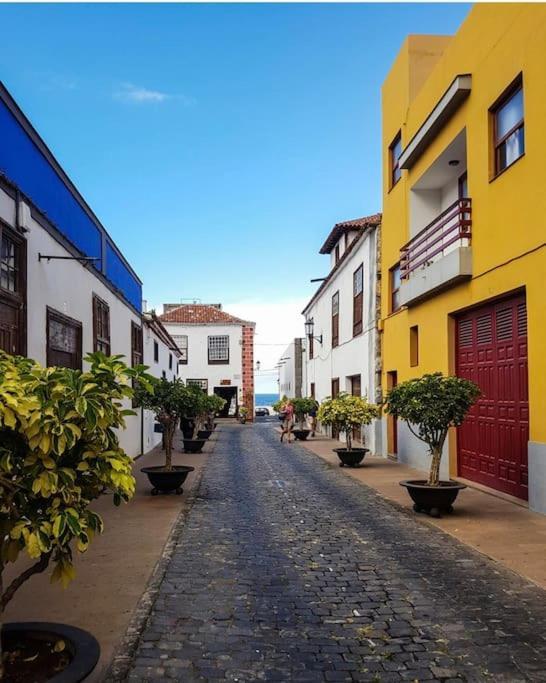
241, 325, 255, 422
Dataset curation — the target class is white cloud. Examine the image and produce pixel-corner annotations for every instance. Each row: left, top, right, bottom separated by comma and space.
115, 82, 171, 103
114, 82, 195, 106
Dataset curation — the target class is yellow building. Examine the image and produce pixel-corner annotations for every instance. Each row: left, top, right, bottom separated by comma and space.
380, 4, 546, 513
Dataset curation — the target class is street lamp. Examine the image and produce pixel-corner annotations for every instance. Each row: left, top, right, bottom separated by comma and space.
304, 319, 322, 345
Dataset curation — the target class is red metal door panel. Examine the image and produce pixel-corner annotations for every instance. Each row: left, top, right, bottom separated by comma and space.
456, 293, 528, 500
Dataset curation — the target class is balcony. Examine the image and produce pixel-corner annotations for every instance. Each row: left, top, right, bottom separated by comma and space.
399, 198, 472, 306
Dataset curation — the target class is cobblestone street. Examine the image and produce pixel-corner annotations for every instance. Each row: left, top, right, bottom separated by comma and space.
125, 421, 546, 682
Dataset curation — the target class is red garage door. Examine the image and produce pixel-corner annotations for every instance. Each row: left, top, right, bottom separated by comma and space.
456, 293, 529, 500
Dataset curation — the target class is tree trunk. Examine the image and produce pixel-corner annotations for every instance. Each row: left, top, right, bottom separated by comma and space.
428, 446, 442, 486
346, 430, 352, 452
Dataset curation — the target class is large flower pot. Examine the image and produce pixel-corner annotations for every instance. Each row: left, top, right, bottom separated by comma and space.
141, 465, 195, 495
293, 429, 311, 441
401, 479, 467, 517
180, 418, 195, 440
182, 438, 206, 454
197, 429, 213, 440
334, 447, 369, 467
1, 621, 100, 683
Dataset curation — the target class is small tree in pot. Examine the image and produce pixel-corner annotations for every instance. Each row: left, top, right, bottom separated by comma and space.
0, 351, 150, 679
177, 385, 208, 453
384, 372, 480, 516
198, 394, 226, 436
290, 397, 317, 440
135, 377, 195, 494
318, 393, 379, 466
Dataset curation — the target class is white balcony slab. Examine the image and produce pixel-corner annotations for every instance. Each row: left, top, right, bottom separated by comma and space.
400, 246, 472, 307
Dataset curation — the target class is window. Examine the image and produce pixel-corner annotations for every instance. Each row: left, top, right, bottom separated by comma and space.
208, 335, 229, 364
1, 233, 19, 293
353, 264, 363, 336
172, 334, 188, 364
169, 353, 172, 370
390, 132, 402, 187
492, 76, 524, 176
47, 308, 82, 370
162, 370, 166, 379
410, 325, 419, 367
131, 322, 143, 367
153, 340, 159, 363
92, 294, 110, 355
331, 292, 339, 348
331, 377, 340, 397
188, 379, 208, 392
390, 264, 401, 313
335, 244, 340, 264
310, 382, 315, 399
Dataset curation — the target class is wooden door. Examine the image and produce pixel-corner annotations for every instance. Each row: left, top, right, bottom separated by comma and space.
456, 293, 528, 499
331, 378, 340, 439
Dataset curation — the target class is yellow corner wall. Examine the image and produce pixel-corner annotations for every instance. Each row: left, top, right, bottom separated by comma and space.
381, 4, 546, 449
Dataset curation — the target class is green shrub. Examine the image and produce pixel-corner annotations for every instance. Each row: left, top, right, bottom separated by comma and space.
384, 372, 480, 485
318, 393, 379, 451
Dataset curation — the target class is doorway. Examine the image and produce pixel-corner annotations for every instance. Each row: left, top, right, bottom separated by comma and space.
349, 374, 362, 443
213, 386, 238, 418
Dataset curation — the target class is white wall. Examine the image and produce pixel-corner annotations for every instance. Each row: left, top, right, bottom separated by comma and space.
141, 322, 178, 455
2, 188, 144, 458
304, 227, 381, 453
162, 322, 243, 404
279, 341, 296, 397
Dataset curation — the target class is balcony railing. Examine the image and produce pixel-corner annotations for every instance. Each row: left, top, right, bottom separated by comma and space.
400, 198, 472, 280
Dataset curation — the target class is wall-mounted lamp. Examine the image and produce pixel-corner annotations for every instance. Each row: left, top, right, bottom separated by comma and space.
304, 319, 323, 345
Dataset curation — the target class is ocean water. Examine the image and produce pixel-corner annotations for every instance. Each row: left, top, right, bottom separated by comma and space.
255, 393, 278, 407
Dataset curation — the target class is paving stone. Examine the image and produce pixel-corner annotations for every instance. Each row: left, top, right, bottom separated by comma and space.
123, 421, 546, 682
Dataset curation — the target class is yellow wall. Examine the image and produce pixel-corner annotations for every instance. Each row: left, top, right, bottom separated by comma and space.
381, 4, 546, 463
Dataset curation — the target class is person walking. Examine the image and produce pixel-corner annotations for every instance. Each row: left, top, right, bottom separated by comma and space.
309, 399, 319, 437
280, 400, 295, 443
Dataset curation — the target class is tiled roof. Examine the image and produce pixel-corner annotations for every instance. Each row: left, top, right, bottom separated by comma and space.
319, 213, 382, 254
159, 304, 254, 326
302, 215, 381, 315
143, 311, 183, 356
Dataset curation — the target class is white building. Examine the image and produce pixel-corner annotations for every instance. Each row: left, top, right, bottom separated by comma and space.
0, 81, 164, 458
160, 303, 255, 419
302, 214, 382, 453
278, 338, 307, 399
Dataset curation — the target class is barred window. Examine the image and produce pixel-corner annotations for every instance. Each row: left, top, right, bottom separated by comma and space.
172, 334, 188, 364
187, 379, 208, 392
208, 335, 229, 364
353, 264, 363, 337
332, 292, 340, 348
92, 294, 110, 355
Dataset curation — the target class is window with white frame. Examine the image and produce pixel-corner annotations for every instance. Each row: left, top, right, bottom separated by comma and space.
187, 379, 208, 392
172, 334, 188, 364
208, 335, 229, 364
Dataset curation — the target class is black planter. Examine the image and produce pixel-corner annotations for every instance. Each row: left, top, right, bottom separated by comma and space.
180, 418, 195, 440
197, 429, 213, 440
182, 438, 206, 453
1, 622, 100, 683
401, 479, 467, 517
141, 465, 195, 495
293, 429, 311, 441
334, 447, 369, 467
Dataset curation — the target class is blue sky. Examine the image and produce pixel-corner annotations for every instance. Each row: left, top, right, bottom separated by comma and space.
0, 3, 470, 389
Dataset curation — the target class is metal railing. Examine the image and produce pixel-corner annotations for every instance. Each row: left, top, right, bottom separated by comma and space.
400, 198, 472, 280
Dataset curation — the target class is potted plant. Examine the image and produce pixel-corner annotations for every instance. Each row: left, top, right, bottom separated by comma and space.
177, 385, 208, 453
291, 397, 316, 440
197, 394, 226, 438
318, 393, 379, 467
135, 377, 195, 494
238, 406, 248, 424
384, 372, 480, 517
272, 396, 288, 421
0, 351, 150, 681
